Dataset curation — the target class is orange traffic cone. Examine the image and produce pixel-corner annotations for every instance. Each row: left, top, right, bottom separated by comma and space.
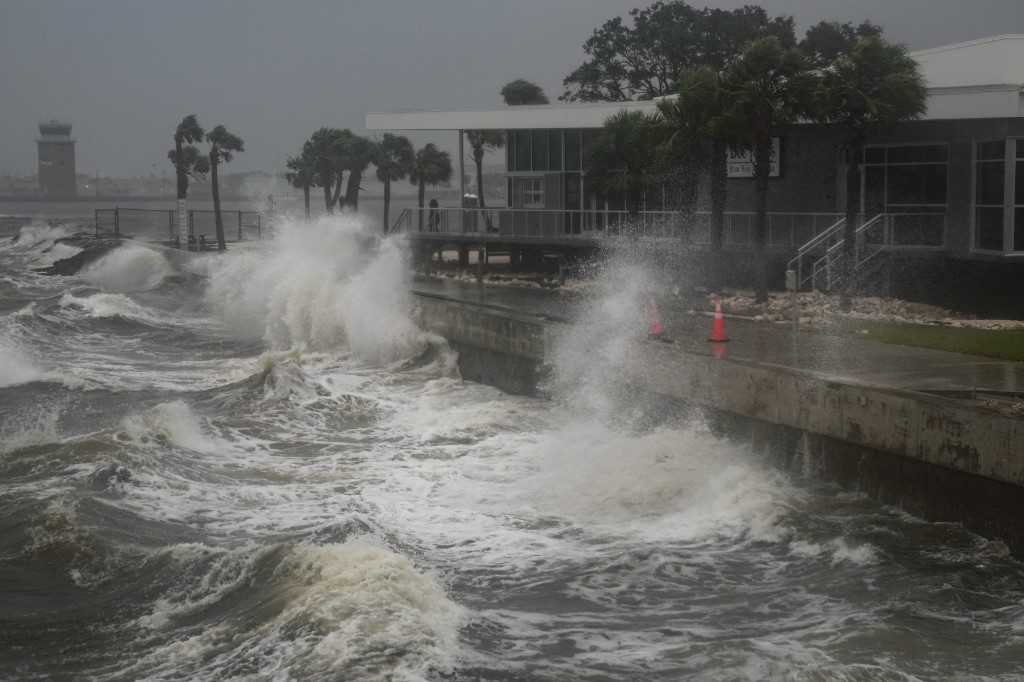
708, 299, 729, 342
646, 299, 664, 339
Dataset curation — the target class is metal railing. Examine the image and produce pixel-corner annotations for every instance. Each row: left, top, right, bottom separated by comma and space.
93, 207, 262, 247
391, 207, 845, 249
789, 212, 947, 292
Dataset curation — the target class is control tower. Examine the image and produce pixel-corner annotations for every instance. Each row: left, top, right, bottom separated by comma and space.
36, 120, 77, 197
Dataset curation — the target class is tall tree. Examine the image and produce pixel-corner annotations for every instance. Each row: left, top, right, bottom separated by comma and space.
586, 110, 665, 215
307, 127, 346, 213
409, 143, 453, 230
501, 79, 550, 105
338, 131, 376, 211
813, 34, 927, 308
374, 133, 414, 234
206, 125, 244, 251
800, 20, 882, 68
561, 1, 703, 102
465, 130, 504, 209
286, 140, 318, 219
722, 36, 815, 302
168, 114, 209, 246
560, 1, 794, 102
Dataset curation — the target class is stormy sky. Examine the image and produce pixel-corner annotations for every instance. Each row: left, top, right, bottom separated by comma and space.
1, 0, 1021, 177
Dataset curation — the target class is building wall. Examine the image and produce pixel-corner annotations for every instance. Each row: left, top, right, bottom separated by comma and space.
37, 141, 76, 197
719, 124, 846, 214
718, 117, 1024, 258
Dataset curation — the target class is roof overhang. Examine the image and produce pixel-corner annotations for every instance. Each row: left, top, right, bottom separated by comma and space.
366, 99, 664, 131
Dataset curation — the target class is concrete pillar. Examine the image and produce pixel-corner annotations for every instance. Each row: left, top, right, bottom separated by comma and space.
458, 244, 469, 268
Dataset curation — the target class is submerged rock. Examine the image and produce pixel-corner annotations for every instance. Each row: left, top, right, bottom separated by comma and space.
35, 235, 124, 276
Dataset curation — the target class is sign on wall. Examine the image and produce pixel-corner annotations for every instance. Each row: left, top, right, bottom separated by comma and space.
726, 138, 781, 178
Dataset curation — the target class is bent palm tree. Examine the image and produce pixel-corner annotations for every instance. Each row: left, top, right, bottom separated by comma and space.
409, 143, 453, 231
206, 125, 245, 251
168, 114, 209, 247
373, 134, 414, 234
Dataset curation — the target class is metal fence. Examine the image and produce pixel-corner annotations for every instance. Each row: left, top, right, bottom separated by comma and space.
94, 207, 262, 247
390, 207, 844, 250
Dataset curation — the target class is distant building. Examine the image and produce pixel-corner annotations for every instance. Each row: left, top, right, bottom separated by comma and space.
36, 120, 76, 197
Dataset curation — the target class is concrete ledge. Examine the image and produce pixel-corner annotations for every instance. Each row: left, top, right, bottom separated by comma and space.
413, 290, 1024, 551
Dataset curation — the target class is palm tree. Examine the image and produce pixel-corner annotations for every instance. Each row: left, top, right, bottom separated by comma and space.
206, 125, 244, 251
307, 127, 346, 213
465, 130, 504, 209
168, 114, 209, 246
338, 132, 376, 211
722, 37, 815, 302
501, 79, 549, 105
586, 110, 665, 215
660, 66, 738, 288
286, 141, 317, 219
409, 143, 453, 230
814, 35, 927, 308
374, 133, 414, 234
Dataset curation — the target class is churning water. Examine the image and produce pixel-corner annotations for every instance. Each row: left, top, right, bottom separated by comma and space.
2, 215, 1024, 681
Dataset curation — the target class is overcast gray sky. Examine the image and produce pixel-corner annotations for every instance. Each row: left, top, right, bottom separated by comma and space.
2, 0, 1022, 177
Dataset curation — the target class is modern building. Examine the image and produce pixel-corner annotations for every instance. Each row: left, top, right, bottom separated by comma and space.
367, 35, 1024, 310
36, 120, 76, 197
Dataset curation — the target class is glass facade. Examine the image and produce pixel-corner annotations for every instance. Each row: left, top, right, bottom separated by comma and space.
971, 139, 1024, 252
863, 144, 948, 246
507, 129, 579, 173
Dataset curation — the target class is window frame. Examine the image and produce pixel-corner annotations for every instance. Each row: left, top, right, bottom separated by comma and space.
970, 138, 1019, 255
862, 142, 949, 249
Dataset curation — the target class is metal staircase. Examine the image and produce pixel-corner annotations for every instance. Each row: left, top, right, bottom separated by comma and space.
787, 214, 889, 293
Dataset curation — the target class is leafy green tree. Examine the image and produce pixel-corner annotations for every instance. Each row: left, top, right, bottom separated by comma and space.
501, 79, 549, 105
206, 125, 244, 251
307, 127, 347, 213
586, 110, 665, 215
286, 141, 318, 219
465, 130, 504, 209
813, 34, 927, 307
721, 37, 815, 302
409, 143, 453, 229
168, 115, 209, 244
561, 1, 794, 102
374, 133, 414, 234
800, 20, 882, 68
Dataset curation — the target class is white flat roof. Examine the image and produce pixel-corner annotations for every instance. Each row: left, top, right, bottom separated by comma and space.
367, 35, 1024, 130
366, 99, 664, 131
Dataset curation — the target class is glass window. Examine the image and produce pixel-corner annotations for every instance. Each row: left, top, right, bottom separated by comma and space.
978, 140, 1005, 161
975, 207, 1004, 250
887, 145, 948, 164
976, 161, 1005, 205
864, 166, 885, 213
564, 130, 581, 170
864, 147, 885, 164
513, 177, 544, 208
1016, 159, 1024, 204
514, 131, 531, 171
548, 131, 562, 171
1018, 139, 1024, 159
581, 130, 596, 166
1016, 208, 1024, 251
887, 165, 946, 205
532, 131, 548, 172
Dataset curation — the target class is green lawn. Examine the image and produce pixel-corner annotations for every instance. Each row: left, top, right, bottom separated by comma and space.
858, 322, 1024, 361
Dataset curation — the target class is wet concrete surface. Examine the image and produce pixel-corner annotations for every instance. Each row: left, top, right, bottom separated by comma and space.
412, 277, 1024, 395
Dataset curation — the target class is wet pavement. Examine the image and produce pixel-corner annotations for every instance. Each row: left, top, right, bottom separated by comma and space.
412, 277, 1024, 395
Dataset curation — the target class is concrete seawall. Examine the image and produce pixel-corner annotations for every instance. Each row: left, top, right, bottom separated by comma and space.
413, 290, 1024, 553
